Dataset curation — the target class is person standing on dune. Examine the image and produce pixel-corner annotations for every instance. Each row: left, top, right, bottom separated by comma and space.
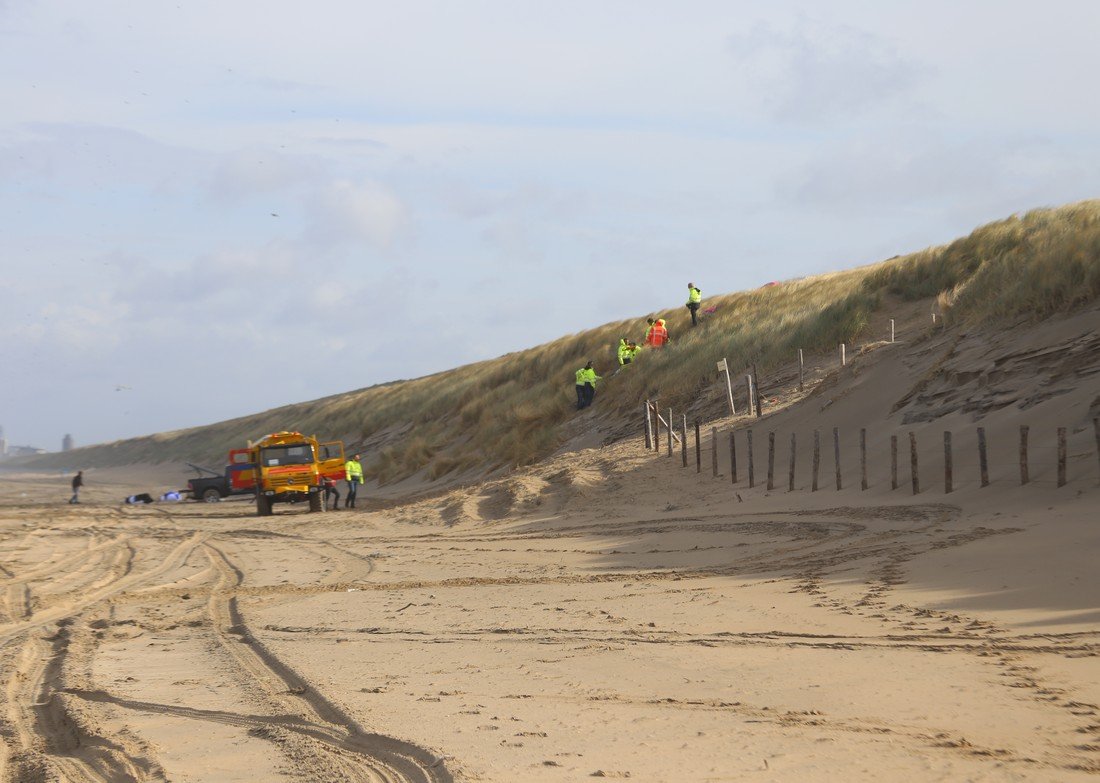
686, 282, 702, 326
345, 454, 364, 509
646, 318, 669, 348
574, 362, 601, 409
581, 361, 601, 408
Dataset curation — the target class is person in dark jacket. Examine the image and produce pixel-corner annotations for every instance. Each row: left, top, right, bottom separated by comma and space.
69, 471, 83, 504
323, 475, 341, 510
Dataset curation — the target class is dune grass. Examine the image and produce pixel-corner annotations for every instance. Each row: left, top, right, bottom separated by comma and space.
19, 200, 1100, 483
863, 202, 1100, 321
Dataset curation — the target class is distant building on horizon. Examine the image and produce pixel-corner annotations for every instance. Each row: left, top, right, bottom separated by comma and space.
7, 445, 46, 457
62, 433, 74, 452
0, 424, 6, 457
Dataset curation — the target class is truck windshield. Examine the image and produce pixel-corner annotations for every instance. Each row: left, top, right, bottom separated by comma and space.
260, 444, 314, 467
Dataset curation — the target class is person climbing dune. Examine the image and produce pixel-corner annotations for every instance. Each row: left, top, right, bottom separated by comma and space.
686, 282, 702, 326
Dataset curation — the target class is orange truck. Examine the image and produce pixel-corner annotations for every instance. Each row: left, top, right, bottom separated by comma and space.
247, 431, 346, 516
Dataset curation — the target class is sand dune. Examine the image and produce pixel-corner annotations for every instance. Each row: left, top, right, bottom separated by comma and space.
1, 305, 1099, 781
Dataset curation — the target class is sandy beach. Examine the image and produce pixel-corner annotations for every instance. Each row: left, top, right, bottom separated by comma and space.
1, 426, 1098, 782
3, 305, 1100, 782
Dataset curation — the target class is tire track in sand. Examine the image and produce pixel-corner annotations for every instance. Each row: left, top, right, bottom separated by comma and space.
200, 542, 451, 783
0, 533, 205, 649
3, 618, 167, 783
0, 533, 209, 781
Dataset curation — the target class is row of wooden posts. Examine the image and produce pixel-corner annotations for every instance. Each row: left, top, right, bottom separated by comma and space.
642, 401, 1100, 493
723, 319, 903, 417
716, 312, 950, 419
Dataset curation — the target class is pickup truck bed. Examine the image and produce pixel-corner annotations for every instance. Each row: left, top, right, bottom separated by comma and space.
186, 450, 261, 501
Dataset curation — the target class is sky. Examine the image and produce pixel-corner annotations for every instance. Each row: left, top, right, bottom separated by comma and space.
2, 1, 1100, 450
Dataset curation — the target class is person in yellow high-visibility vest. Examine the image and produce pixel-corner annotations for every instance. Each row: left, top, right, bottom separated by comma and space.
581, 362, 601, 408
574, 362, 601, 409
345, 453, 364, 509
686, 282, 702, 326
575, 366, 588, 409
617, 338, 632, 366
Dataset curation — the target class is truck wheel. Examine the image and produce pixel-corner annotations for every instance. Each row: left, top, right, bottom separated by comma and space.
309, 492, 324, 513
256, 494, 273, 517
202, 488, 222, 503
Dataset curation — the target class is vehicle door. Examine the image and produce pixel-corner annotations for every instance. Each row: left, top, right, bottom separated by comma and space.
318, 441, 346, 481
228, 448, 256, 491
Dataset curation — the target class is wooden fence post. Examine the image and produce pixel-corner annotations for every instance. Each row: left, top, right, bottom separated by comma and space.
695, 420, 702, 473
891, 435, 898, 490
977, 427, 989, 488
1057, 427, 1067, 488
747, 429, 755, 488
840, 344, 846, 367
833, 426, 842, 490
944, 431, 953, 494
724, 360, 737, 416
788, 433, 797, 492
860, 428, 867, 491
644, 401, 652, 450
798, 349, 804, 392
712, 427, 719, 478
766, 432, 775, 490
653, 399, 661, 453
890, 319, 895, 343
667, 408, 673, 457
812, 430, 820, 492
1019, 425, 1029, 485
745, 375, 754, 417
681, 414, 688, 467
910, 432, 920, 495
729, 431, 738, 485
752, 363, 763, 418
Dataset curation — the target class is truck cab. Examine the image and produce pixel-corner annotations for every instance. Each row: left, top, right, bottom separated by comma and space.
185, 448, 257, 502
250, 431, 345, 516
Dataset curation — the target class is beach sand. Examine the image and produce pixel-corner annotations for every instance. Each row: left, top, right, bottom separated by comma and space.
2, 307, 1099, 781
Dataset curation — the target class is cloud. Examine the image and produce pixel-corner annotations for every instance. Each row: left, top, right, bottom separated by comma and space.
1, 292, 131, 359
305, 179, 409, 248
727, 18, 928, 122
207, 148, 324, 201
0, 122, 206, 188
480, 217, 545, 269
778, 129, 1092, 212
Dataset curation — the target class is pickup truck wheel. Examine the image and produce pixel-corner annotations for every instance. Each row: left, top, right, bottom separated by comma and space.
309, 492, 324, 513
202, 488, 222, 503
